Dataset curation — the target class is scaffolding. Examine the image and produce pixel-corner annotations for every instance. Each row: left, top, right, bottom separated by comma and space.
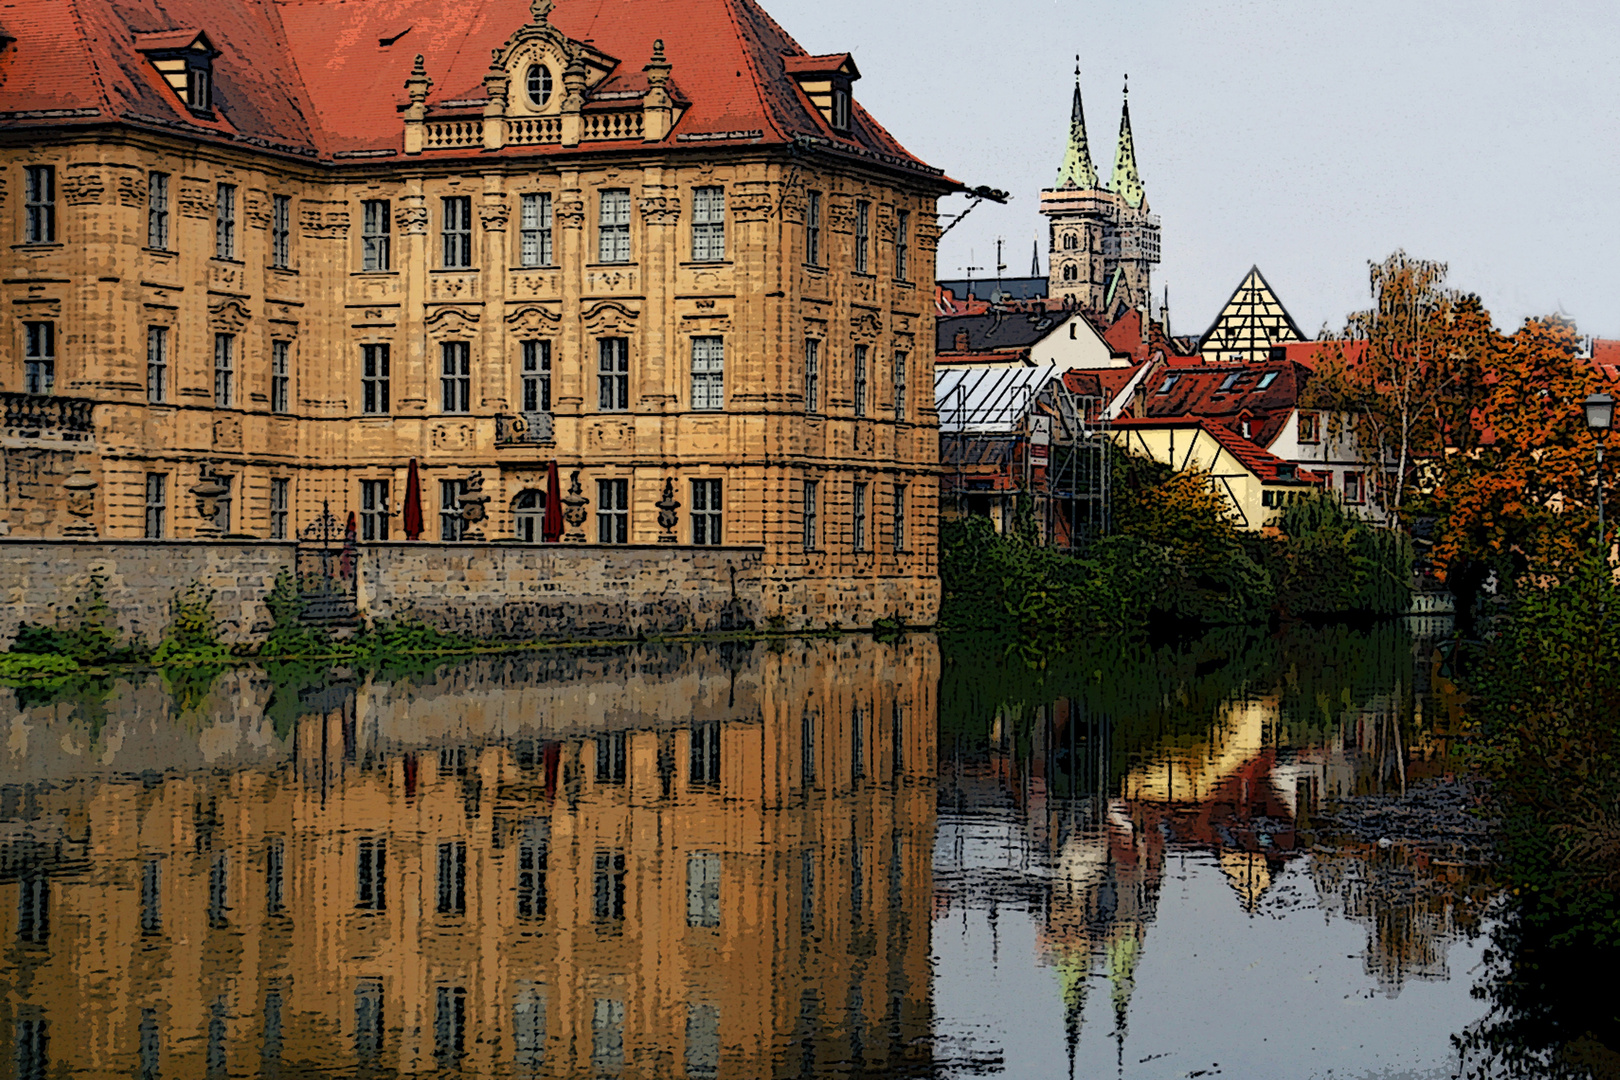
1043, 378, 1111, 549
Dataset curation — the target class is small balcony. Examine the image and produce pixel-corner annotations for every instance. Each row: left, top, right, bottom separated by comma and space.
2, 392, 95, 442
495, 411, 555, 446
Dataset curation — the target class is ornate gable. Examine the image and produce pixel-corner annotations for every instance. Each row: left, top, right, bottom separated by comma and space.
1199, 266, 1305, 365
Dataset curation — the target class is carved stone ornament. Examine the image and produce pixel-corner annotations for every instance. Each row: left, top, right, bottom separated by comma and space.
655, 478, 680, 543
639, 195, 681, 226
479, 199, 511, 231
191, 472, 229, 538
178, 180, 213, 220
63, 169, 106, 207
459, 472, 491, 541
561, 469, 589, 543
62, 470, 98, 538
395, 202, 430, 236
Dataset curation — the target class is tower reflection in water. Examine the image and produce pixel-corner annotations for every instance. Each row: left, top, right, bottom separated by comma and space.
0, 638, 939, 1079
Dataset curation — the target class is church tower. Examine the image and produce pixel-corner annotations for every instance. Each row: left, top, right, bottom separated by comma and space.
1040, 69, 1161, 316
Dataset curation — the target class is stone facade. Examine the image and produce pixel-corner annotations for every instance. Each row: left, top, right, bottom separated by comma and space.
0, 0, 952, 630
0, 540, 771, 648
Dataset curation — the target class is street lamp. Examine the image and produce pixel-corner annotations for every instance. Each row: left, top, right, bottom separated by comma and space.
1585, 392, 1614, 556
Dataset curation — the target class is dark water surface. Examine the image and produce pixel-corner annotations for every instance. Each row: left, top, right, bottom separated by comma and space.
0, 623, 1498, 1078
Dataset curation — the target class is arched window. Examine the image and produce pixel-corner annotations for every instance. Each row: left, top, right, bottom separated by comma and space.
513, 489, 545, 543
1063, 233, 1078, 251
526, 64, 553, 109
1062, 264, 1078, 282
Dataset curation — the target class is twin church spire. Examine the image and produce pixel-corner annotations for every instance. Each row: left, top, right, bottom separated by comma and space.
1055, 63, 1146, 210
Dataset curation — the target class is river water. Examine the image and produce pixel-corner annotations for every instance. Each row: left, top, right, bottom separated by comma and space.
0, 621, 1497, 1079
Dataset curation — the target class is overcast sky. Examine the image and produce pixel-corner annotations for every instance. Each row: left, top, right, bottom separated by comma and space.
768, 0, 1620, 341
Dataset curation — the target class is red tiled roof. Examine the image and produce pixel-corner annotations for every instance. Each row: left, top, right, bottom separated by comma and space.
1139, 361, 1309, 449
1113, 417, 1327, 485
1591, 339, 1620, 383
0, 0, 949, 175
1062, 363, 1148, 416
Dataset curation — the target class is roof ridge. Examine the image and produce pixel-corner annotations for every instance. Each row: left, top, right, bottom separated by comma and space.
63, 0, 113, 119
720, 0, 789, 143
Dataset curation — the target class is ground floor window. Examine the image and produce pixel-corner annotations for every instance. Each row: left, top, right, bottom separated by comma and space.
440, 480, 467, 541
514, 489, 545, 542
144, 474, 166, 538
361, 480, 389, 541
270, 477, 289, 539
597, 479, 629, 544
691, 479, 722, 545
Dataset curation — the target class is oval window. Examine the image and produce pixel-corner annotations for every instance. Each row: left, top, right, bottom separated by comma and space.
526, 64, 553, 108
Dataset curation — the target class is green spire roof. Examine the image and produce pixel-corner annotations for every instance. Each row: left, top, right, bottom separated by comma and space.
1056, 63, 1098, 190
1110, 77, 1145, 209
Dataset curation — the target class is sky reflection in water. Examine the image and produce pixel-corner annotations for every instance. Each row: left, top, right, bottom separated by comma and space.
0, 624, 1493, 1078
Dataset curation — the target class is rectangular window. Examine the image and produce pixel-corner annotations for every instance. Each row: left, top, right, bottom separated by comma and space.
440, 479, 467, 541
147, 172, 170, 250
803, 479, 818, 551
686, 853, 721, 928
692, 186, 725, 261
514, 987, 547, 1069
805, 339, 820, 413
14, 1018, 47, 1080
361, 480, 389, 541
598, 189, 630, 263
597, 478, 629, 544
269, 478, 289, 541
593, 852, 626, 921
212, 334, 233, 406
596, 730, 627, 784
362, 343, 391, 415
208, 852, 228, 927
852, 481, 868, 552
521, 340, 551, 413
362, 200, 391, 271
17, 873, 47, 945
436, 841, 467, 915
144, 475, 166, 539
1344, 471, 1365, 505
24, 165, 54, 244
597, 338, 629, 411
690, 336, 724, 411
187, 62, 211, 111
442, 196, 472, 268
801, 712, 816, 787
270, 340, 290, 413
893, 485, 906, 552
895, 209, 911, 280
690, 720, 721, 786
140, 858, 162, 933
435, 987, 467, 1068
147, 326, 168, 402
265, 839, 285, 915
893, 351, 908, 421
216, 183, 236, 259
691, 479, 722, 546
271, 194, 291, 268
853, 345, 868, 417
854, 199, 870, 274
23, 322, 55, 396
592, 998, 625, 1073
517, 823, 548, 920
440, 341, 470, 413
685, 1004, 720, 1080
356, 837, 387, 910
805, 190, 822, 265
355, 981, 384, 1063
520, 192, 553, 267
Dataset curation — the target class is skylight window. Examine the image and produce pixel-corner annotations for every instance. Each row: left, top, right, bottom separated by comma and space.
1218, 372, 1243, 392
1156, 375, 1178, 395
1256, 372, 1278, 390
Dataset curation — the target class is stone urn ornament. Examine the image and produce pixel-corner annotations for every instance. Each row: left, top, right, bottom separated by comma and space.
190, 471, 229, 538
62, 469, 99, 538
561, 469, 589, 543
656, 478, 680, 544
459, 473, 491, 542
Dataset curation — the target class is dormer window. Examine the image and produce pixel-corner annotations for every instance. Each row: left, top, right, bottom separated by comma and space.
137, 30, 219, 117
831, 87, 851, 131
525, 63, 552, 108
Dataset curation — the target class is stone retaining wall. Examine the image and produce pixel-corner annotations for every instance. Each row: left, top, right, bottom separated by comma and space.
0, 540, 764, 648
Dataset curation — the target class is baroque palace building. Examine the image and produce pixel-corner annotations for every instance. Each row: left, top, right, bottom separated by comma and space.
0, 0, 952, 624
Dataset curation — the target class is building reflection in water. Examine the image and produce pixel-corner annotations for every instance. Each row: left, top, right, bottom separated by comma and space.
0, 637, 939, 1079
934, 626, 1494, 1069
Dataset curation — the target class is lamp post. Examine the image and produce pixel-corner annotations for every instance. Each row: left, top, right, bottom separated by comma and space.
1584, 392, 1614, 557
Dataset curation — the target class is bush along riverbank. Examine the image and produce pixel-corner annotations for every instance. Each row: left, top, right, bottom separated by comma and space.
939, 456, 1414, 640
1453, 558, 1620, 1078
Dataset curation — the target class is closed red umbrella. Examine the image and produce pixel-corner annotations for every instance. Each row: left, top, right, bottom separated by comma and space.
543, 460, 564, 542
403, 458, 424, 540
